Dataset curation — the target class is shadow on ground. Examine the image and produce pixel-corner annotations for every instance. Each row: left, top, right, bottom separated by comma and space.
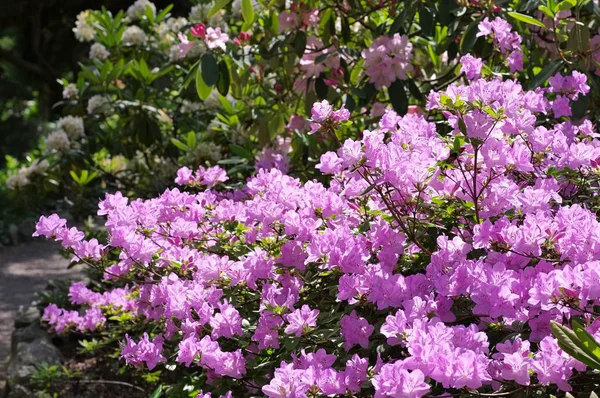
0, 240, 81, 388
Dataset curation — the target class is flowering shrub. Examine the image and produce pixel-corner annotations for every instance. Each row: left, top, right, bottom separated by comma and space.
32, 66, 600, 396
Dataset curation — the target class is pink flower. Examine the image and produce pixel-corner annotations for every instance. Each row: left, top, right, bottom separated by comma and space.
340, 311, 374, 349
177, 33, 195, 58
33, 214, 67, 238
460, 54, 484, 80
311, 100, 333, 122
284, 305, 319, 336
331, 105, 350, 122
204, 27, 228, 51
278, 11, 299, 32
175, 166, 193, 185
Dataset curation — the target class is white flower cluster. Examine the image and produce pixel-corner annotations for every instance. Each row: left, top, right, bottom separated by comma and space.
73, 11, 96, 42
165, 17, 188, 33
189, 3, 224, 26
180, 100, 202, 114
89, 43, 110, 61
87, 95, 111, 114
127, 0, 156, 19
62, 83, 78, 99
188, 142, 223, 163
57, 116, 85, 139
45, 130, 71, 154
6, 160, 50, 190
122, 26, 148, 46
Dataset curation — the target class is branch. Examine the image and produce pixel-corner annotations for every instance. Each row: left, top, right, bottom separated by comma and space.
0, 48, 54, 80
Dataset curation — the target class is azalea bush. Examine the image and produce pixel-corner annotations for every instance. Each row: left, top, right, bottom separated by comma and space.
32, 66, 600, 397
6, 0, 600, 241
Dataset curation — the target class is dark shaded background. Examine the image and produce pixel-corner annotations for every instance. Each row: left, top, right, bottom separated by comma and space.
0, 0, 179, 166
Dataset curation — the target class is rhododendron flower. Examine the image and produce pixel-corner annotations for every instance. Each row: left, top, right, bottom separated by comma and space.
311, 100, 333, 122
340, 311, 374, 349
178, 32, 195, 58
460, 54, 483, 80
204, 27, 228, 50
278, 10, 299, 32
284, 305, 319, 336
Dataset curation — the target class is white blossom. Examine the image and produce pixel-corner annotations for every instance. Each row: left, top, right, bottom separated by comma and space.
189, 4, 224, 26
62, 84, 78, 99
6, 172, 30, 190
87, 95, 110, 114
89, 43, 110, 61
73, 11, 96, 42
180, 100, 202, 114
127, 0, 156, 19
122, 26, 148, 46
57, 116, 85, 139
45, 130, 71, 153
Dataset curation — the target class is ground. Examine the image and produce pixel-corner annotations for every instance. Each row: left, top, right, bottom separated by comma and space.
0, 240, 79, 389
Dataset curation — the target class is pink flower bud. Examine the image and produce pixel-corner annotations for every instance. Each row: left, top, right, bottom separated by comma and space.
191, 24, 206, 39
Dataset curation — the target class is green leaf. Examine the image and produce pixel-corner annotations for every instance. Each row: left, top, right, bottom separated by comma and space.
315, 77, 328, 100
294, 31, 307, 57
507, 11, 547, 28
70, 171, 81, 184
149, 385, 163, 398
528, 59, 563, 89
196, 65, 213, 100
460, 20, 480, 54
567, 24, 590, 53
388, 80, 408, 115
185, 131, 197, 149
241, 0, 255, 24
216, 60, 230, 96
171, 138, 190, 152
538, 5, 555, 17
406, 79, 424, 102
201, 53, 219, 87
550, 321, 600, 369
229, 144, 253, 159
556, 0, 577, 11
572, 320, 600, 358
208, 0, 231, 18
419, 7, 434, 37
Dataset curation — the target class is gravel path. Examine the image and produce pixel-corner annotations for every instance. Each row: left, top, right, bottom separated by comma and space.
0, 240, 81, 388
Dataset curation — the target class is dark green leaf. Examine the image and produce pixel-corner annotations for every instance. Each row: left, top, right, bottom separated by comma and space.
229, 144, 253, 159
294, 31, 307, 57
460, 20, 480, 54
420, 7, 434, 37
528, 59, 563, 89
406, 79, 424, 102
217, 60, 230, 96
388, 80, 408, 115
315, 77, 328, 100
571, 93, 589, 120
201, 53, 219, 87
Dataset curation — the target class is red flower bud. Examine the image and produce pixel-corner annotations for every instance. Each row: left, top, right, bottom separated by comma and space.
190, 24, 206, 39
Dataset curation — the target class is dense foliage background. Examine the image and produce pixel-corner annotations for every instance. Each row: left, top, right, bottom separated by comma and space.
5, 0, 600, 397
